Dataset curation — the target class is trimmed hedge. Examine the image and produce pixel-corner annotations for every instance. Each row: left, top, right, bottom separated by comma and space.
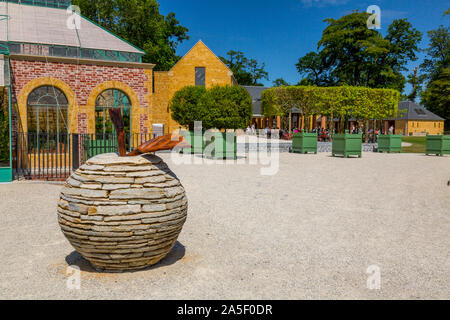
261, 86, 401, 132
170, 85, 253, 130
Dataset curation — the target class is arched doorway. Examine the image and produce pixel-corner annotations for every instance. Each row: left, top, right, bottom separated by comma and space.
95, 89, 131, 136
27, 86, 69, 135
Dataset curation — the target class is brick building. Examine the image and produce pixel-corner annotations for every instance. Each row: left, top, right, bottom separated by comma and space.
1, 0, 234, 138
0, 0, 235, 181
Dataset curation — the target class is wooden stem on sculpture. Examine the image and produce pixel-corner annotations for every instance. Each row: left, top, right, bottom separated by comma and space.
108, 108, 127, 157
108, 108, 189, 157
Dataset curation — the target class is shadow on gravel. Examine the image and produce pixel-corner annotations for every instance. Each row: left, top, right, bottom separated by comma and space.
65, 241, 186, 274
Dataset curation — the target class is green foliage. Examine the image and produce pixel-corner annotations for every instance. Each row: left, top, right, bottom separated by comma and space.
295, 52, 328, 86
421, 68, 450, 129
419, 12, 449, 128
72, 0, 189, 70
406, 67, 422, 102
0, 88, 10, 164
297, 12, 422, 93
420, 25, 449, 83
170, 86, 209, 131
170, 86, 253, 130
272, 78, 290, 87
220, 51, 269, 86
261, 86, 400, 132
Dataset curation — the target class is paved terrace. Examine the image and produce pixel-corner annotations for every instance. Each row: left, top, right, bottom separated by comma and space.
0, 152, 449, 299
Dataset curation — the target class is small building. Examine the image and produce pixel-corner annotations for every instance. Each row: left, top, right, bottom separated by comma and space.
153, 41, 236, 133
243, 86, 272, 129
387, 101, 445, 136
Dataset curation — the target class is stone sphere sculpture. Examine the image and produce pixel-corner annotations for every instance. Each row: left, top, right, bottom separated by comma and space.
57, 153, 188, 272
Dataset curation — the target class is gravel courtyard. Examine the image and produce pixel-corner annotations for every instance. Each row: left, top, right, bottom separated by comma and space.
0, 152, 449, 299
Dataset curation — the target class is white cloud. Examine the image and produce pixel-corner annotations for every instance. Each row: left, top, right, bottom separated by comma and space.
301, 0, 350, 7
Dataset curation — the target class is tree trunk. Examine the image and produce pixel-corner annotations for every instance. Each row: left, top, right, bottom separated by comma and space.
288, 111, 292, 133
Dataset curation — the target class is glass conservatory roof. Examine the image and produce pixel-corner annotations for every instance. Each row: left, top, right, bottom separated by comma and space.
0, 1, 145, 62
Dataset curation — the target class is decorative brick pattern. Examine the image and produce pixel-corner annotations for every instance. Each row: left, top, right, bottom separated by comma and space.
10, 60, 149, 106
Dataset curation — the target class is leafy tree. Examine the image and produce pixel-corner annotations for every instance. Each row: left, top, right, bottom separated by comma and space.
170, 86, 252, 130
220, 51, 269, 86
169, 86, 209, 131
297, 12, 421, 93
296, 52, 330, 86
72, 0, 189, 70
406, 67, 421, 102
272, 78, 290, 87
421, 68, 450, 129
207, 86, 253, 130
420, 13, 449, 128
261, 86, 400, 134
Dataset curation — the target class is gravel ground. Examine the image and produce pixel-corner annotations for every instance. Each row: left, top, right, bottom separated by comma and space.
0, 152, 449, 300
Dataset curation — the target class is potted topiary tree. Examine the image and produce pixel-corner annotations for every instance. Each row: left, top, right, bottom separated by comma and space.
170, 85, 252, 160
170, 86, 208, 154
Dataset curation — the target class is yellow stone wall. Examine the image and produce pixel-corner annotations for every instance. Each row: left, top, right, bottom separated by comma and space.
407, 120, 445, 135
152, 40, 235, 133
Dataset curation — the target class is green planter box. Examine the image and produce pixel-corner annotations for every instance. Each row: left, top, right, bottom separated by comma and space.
332, 131, 362, 158
0, 167, 12, 183
378, 134, 402, 153
181, 130, 205, 154
292, 132, 318, 154
204, 131, 237, 160
426, 134, 450, 156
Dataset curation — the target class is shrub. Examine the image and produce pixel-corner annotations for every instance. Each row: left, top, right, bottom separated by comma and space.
170, 85, 253, 130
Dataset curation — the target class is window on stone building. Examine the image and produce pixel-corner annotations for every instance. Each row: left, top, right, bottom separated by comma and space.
95, 89, 131, 137
195, 67, 206, 87
27, 86, 69, 135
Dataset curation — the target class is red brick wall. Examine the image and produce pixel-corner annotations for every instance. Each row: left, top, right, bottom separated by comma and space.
77, 113, 88, 134
9, 59, 149, 106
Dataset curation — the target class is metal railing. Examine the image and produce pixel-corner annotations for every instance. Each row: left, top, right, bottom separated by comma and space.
13, 132, 155, 181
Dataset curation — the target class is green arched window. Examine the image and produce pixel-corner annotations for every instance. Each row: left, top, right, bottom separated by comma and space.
27, 86, 69, 134
95, 89, 131, 136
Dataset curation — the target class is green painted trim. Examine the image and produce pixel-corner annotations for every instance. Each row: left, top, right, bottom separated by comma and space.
3, 41, 143, 63
0, 0, 71, 10
0, 167, 12, 183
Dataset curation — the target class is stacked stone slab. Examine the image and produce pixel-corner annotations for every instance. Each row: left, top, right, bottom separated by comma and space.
58, 153, 188, 272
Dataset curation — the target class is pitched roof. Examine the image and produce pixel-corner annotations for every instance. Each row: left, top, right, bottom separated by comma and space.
243, 85, 270, 116
0, 2, 144, 54
394, 101, 444, 121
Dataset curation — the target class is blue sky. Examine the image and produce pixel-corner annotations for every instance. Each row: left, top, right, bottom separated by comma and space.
159, 0, 449, 93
